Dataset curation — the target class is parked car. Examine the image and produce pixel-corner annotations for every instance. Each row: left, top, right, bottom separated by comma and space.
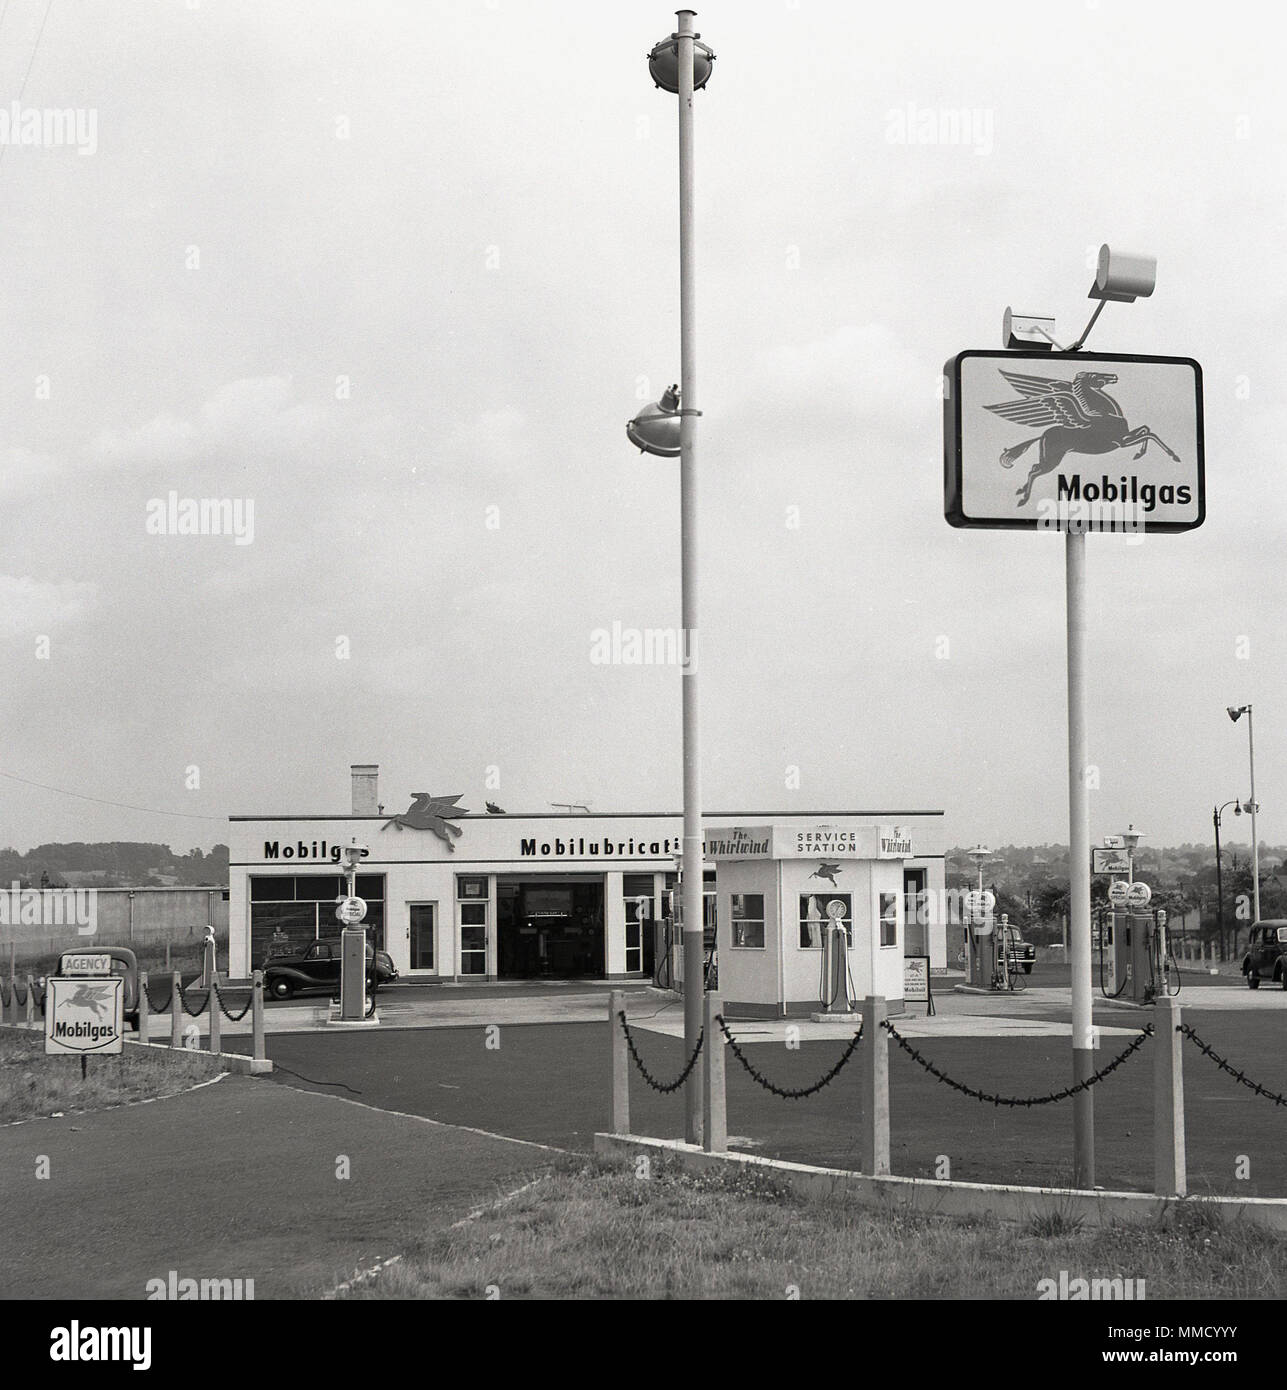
262, 940, 398, 1000
995, 924, 1036, 975
1241, 921, 1287, 990
40, 947, 141, 1030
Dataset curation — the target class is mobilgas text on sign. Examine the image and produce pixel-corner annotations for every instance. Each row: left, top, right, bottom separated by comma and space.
944, 350, 1204, 533
45, 976, 124, 1055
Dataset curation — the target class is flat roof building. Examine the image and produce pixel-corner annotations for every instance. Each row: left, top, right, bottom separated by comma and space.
227, 766, 948, 991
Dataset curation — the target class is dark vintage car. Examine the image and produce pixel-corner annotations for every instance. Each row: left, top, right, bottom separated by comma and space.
1241, 921, 1287, 990
262, 940, 398, 1000
39, 947, 142, 1030
995, 924, 1036, 975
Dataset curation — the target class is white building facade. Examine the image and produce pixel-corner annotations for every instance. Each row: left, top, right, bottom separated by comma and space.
227, 767, 948, 985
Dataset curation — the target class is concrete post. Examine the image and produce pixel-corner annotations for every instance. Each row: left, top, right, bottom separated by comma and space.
702, 991, 727, 1153
252, 970, 266, 1065
24, 975, 35, 1024
860, 995, 890, 1176
208, 977, 221, 1055
170, 972, 183, 1049
138, 971, 149, 1042
609, 990, 630, 1135
1153, 995, 1186, 1197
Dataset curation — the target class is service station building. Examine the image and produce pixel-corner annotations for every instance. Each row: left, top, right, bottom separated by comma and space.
227, 766, 947, 1000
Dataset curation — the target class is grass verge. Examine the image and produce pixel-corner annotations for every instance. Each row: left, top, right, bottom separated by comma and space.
0, 1026, 224, 1124
337, 1153, 1287, 1300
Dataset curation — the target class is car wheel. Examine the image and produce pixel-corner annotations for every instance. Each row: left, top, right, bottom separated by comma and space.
1248, 973, 1260, 990
1023, 964, 1032, 975
269, 978, 294, 1000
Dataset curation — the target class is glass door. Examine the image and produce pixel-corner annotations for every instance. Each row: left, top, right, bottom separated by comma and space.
409, 903, 437, 971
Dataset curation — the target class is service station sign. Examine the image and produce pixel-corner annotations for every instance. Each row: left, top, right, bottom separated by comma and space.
944, 350, 1204, 532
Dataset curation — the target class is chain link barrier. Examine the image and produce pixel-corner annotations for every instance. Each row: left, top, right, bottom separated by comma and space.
1178, 1023, 1287, 1108
212, 981, 254, 1023
142, 977, 173, 1013
882, 1019, 1153, 1107
618, 1011, 703, 1094
716, 1014, 863, 1099
179, 980, 211, 1017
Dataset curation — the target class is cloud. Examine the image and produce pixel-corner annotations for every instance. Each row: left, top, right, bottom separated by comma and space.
83, 376, 329, 473
0, 576, 98, 635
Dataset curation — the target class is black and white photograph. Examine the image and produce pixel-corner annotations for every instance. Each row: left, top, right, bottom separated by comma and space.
0, 0, 1281, 1357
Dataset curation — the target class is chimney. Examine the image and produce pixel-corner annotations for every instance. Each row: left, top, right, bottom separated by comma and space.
351, 764, 379, 816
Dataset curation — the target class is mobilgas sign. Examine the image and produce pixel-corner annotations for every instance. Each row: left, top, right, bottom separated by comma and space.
264, 840, 370, 863
944, 350, 1204, 532
45, 976, 124, 1055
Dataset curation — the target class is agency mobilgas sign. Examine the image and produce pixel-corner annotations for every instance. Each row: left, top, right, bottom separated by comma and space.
45, 976, 124, 1055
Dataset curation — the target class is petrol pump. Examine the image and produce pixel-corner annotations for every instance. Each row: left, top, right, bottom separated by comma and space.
1101, 878, 1174, 1004
966, 888, 996, 989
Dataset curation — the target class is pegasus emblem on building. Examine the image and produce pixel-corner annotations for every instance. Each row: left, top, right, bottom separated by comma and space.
382, 794, 468, 850
986, 369, 1180, 506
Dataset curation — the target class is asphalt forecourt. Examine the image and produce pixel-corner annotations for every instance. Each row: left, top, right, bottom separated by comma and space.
225, 990, 1287, 1199
0, 1068, 557, 1300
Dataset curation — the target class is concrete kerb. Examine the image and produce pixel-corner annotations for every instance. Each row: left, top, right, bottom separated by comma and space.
124, 1035, 272, 1075
592, 1132, 1287, 1234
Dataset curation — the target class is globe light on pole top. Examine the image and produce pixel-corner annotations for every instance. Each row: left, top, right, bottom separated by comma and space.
647, 12, 716, 93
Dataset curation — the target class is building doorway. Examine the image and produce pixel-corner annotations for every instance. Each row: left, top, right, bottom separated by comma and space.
497, 879, 605, 977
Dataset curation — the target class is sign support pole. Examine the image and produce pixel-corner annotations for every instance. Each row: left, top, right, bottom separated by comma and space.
1067, 527, 1094, 1188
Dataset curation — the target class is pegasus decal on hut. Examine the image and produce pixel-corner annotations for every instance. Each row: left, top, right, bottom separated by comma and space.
986, 369, 1181, 506
382, 794, 468, 850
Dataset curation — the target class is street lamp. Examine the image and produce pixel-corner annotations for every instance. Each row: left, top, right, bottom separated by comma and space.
628, 10, 715, 1145
1228, 704, 1261, 927
1213, 799, 1238, 962
1120, 824, 1143, 884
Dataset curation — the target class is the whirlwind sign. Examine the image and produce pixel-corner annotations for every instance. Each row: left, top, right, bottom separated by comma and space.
944, 350, 1204, 532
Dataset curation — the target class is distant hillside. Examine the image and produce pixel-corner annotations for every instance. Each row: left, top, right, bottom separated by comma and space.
0, 842, 229, 889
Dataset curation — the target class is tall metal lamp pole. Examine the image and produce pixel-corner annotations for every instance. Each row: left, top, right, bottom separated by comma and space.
641, 10, 716, 1144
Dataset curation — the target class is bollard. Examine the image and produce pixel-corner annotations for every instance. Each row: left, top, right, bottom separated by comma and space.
24, 975, 35, 1025
859, 995, 890, 1176
208, 977, 221, 1055
138, 971, 149, 1042
1153, 996, 1186, 1197
170, 972, 183, 1049
702, 991, 727, 1153
609, 990, 630, 1135
252, 970, 266, 1064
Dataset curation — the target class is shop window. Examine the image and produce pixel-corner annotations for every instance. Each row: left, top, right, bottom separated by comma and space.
799, 893, 852, 949
879, 893, 898, 948
730, 893, 765, 949
249, 875, 385, 965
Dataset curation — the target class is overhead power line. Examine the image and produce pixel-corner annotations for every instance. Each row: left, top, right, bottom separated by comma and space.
0, 769, 226, 822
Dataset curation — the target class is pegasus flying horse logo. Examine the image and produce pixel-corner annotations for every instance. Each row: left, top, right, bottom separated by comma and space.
986, 369, 1181, 506
67, 983, 109, 1018
382, 794, 468, 850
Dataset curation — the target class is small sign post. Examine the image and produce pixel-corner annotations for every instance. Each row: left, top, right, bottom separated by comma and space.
903, 955, 935, 1016
46, 976, 124, 1081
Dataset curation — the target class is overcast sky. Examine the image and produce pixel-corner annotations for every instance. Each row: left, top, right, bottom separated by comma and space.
0, 0, 1281, 855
